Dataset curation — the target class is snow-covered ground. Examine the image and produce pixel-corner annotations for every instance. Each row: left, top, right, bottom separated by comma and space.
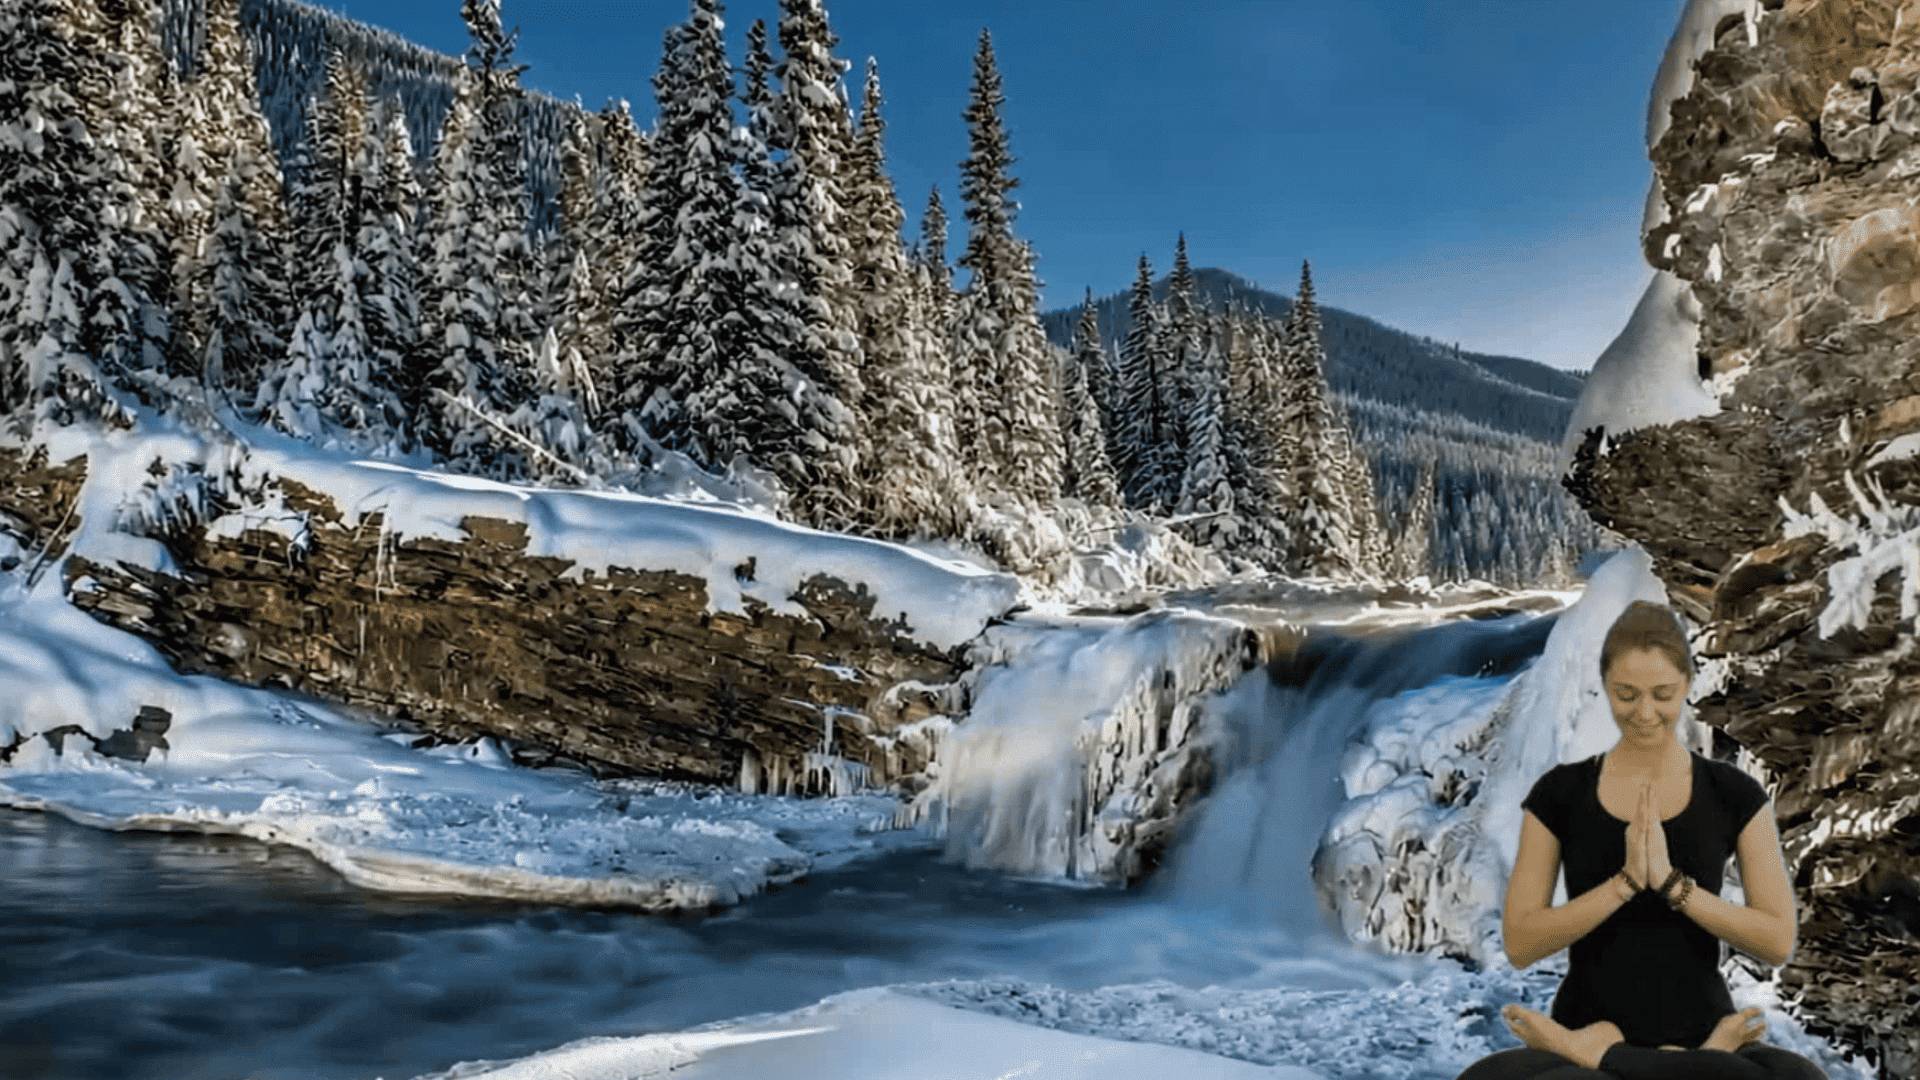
0, 576, 916, 910
414, 987, 1322, 1080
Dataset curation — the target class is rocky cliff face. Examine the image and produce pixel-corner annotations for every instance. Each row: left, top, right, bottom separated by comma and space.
1565, 2, 1920, 1074
0, 440, 982, 793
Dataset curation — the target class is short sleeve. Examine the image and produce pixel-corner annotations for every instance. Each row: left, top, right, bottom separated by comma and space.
1725, 765, 1771, 834
1521, 765, 1567, 842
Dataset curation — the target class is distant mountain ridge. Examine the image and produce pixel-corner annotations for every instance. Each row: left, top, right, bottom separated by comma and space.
1041, 267, 1584, 446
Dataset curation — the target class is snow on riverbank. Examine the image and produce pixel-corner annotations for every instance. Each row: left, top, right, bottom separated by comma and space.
7, 415, 1020, 651
412, 987, 1323, 1080
0, 579, 916, 909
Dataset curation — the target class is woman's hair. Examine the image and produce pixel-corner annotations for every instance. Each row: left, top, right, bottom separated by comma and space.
1599, 600, 1695, 682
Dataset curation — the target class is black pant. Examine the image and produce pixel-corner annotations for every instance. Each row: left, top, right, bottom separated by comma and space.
1454, 1043, 1828, 1079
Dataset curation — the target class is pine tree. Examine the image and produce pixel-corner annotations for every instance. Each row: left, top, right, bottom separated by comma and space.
846, 57, 953, 536
917, 186, 951, 292
1393, 458, 1436, 580
187, 0, 291, 404
1279, 260, 1360, 577
1073, 287, 1113, 444
1164, 232, 1201, 457
1060, 309, 1119, 508
952, 30, 1061, 508
623, 0, 737, 464
1114, 254, 1170, 512
1249, 312, 1297, 561
73, 0, 173, 404
507, 325, 605, 485
416, 2, 541, 476
694, 17, 818, 507
0, 0, 142, 425
1177, 329, 1234, 543
464, 0, 540, 388
545, 108, 595, 355
771, 0, 866, 528
579, 100, 645, 419
360, 99, 425, 444
200, 161, 286, 404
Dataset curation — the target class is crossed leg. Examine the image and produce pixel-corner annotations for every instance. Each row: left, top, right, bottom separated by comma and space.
1453, 1005, 1828, 1080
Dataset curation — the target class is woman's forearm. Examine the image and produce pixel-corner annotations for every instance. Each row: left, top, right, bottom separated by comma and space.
1506, 872, 1633, 968
1670, 882, 1795, 966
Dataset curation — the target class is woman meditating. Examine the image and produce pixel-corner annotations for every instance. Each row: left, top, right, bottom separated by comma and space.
1455, 601, 1827, 1079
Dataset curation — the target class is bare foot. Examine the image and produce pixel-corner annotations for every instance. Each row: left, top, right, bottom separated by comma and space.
1702, 1007, 1767, 1053
1500, 1005, 1624, 1069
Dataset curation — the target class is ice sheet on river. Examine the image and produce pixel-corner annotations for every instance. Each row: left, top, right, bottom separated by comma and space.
0, 585, 911, 910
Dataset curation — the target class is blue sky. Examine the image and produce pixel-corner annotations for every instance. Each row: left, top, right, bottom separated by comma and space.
317, 0, 1686, 371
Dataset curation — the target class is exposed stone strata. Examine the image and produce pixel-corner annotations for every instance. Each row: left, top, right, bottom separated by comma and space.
0, 444, 978, 792
1567, 2, 1920, 1073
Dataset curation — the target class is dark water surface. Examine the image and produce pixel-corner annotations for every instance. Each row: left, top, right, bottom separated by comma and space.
0, 808, 1433, 1080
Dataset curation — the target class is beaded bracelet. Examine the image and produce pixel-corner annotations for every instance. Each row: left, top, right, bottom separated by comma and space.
1666, 874, 1696, 911
1657, 867, 1684, 898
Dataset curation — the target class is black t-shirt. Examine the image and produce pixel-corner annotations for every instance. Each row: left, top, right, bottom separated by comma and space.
1519, 750, 1772, 1047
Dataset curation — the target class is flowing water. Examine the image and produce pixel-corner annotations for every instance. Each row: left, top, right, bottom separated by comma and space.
1, 610, 1560, 1080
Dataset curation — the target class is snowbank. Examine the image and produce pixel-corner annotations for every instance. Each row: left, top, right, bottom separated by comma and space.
17, 416, 1019, 652
1558, 270, 1720, 470
411, 987, 1321, 1080
0, 581, 914, 909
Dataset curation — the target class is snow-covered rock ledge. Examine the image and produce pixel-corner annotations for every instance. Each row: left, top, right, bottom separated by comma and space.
0, 581, 916, 910
0, 418, 1021, 789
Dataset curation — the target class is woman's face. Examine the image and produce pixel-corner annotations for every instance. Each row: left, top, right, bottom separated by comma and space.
1604, 646, 1689, 746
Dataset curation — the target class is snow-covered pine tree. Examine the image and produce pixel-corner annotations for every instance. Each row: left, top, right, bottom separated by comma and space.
1072, 288, 1114, 447
694, 16, 816, 505
545, 108, 595, 348
610, 25, 682, 459
88, 0, 177, 387
917, 186, 953, 302
1335, 409, 1388, 578
0, 0, 146, 426
1222, 305, 1287, 566
506, 325, 605, 485
358, 98, 425, 447
1164, 232, 1201, 458
69, 0, 174, 407
185, 0, 291, 401
952, 30, 1061, 508
462, 0, 541, 396
1060, 304, 1119, 508
255, 51, 404, 452
770, 0, 866, 528
622, 0, 736, 465
286, 49, 367, 304
1177, 327, 1235, 544
1279, 259, 1360, 577
200, 158, 287, 406
1393, 458, 1436, 580
578, 100, 645, 418
1113, 254, 1168, 512
1002, 239, 1064, 507
845, 57, 952, 537
414, 2, 542, 477
419, 78, 518, 473
1215, 306, 1270, 561
1249, 311, 1297, 560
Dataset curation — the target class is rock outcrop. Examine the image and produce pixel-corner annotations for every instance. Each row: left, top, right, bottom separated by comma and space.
1565, 2, 1920, 1073
0, 438, 1005, 793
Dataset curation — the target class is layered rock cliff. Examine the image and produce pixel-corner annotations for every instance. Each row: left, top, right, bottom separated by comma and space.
0, 430, 1013, 794
1564, 1, 1920, 1073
